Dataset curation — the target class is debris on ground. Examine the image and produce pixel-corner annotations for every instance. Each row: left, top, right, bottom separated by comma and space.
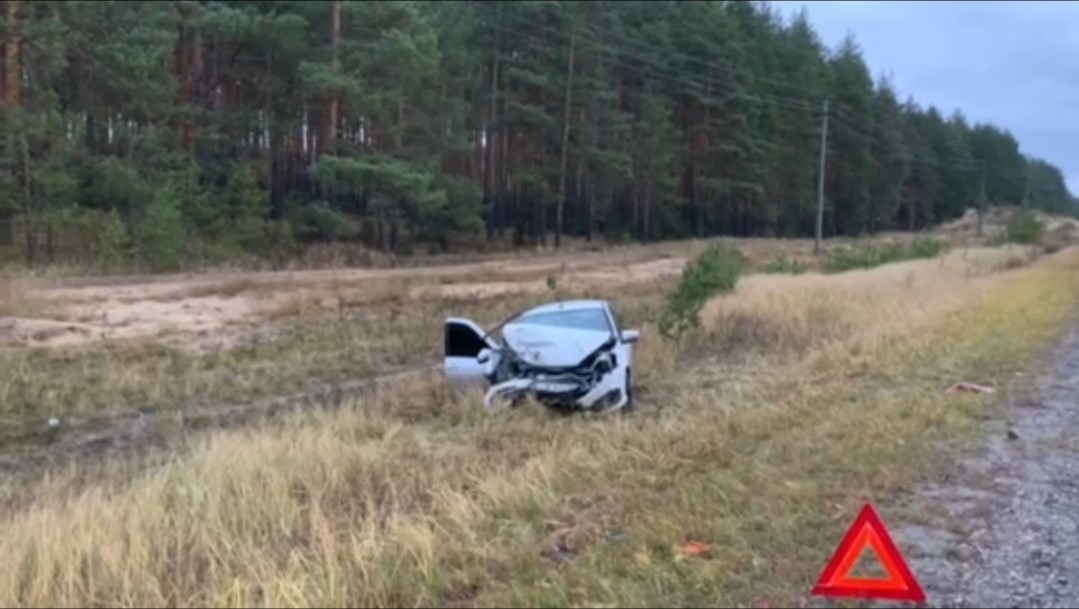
945, 382, 997, 394
682, 540, 713, 557
605, 528, 628, 543
897, 326, 1079, 607
541, 540, 577, 562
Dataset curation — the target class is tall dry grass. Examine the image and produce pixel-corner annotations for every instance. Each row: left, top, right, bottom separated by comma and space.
0, 244, 1075, 607
696, 245, 1038, 360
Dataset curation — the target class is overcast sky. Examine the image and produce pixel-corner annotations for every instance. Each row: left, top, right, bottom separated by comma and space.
771, 0, 1079, 195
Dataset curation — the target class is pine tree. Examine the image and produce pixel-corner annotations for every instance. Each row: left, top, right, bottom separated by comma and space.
0, 0, 1071, 269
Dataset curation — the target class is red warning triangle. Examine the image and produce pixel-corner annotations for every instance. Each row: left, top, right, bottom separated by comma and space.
811, 502, 926, 604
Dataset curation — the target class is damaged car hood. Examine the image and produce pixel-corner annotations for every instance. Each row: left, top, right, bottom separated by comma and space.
501, 322, 613, 368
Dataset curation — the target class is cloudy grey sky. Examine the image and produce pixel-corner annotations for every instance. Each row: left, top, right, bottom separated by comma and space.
772, 0, 1079, 194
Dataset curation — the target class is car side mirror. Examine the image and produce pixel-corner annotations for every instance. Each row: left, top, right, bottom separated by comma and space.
621, 329, 639, 344
477, 348, 491, 363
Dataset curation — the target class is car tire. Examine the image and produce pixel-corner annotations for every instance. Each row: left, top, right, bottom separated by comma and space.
622, 368, 634, 412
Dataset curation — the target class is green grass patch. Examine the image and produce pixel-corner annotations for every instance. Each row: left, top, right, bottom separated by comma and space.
759, 255, 809, 275
822, 236, 947, 273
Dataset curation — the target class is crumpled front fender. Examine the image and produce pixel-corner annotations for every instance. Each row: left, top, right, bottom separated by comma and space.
484, 377, 534, 409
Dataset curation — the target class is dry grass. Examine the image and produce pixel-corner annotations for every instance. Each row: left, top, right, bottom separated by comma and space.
1, 244, 1077, 607
695, 245, 1039, 360
0, 276, 50, 318
0, 277, 671, 424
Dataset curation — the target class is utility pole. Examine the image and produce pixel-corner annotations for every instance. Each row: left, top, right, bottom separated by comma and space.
814, 98, 829, 256
1022, 164, 1031, 209
977, 163, 987, 237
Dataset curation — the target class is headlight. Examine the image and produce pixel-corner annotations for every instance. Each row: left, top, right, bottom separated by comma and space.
593, 351, 615, 373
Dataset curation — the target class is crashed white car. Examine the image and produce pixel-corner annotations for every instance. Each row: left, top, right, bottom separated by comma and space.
443, 299, 639, 411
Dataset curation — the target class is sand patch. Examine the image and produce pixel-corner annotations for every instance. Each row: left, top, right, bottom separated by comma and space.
0, 295, 259, 350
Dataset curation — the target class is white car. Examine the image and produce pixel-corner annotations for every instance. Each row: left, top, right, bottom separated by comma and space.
443, 299, 640, 412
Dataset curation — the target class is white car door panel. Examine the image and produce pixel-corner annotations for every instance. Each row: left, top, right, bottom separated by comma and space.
444, 317, 501, 386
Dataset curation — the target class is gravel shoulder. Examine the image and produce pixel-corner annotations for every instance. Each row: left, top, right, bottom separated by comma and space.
889, 325, 1079, 608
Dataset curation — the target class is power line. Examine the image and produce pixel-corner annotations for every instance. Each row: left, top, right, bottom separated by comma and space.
827, 112, 1028, 178
468, 11, 825, 113
475, 4, 837, 104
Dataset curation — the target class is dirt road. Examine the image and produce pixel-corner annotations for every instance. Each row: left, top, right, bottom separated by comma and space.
893, 325, 1079, 608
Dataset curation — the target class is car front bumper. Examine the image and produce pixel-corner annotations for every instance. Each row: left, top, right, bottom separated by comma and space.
484, 368, 627, 411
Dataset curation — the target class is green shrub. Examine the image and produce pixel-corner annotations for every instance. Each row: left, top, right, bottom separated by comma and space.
265, 220, 300, 266
760, 255, 808, 275
659, 242, 744, 340
299, 202, 359, 243
1005, 211, 1045, 244
822, 237, 947, 273
93, 208, 133, 272
908, 236, 947, 258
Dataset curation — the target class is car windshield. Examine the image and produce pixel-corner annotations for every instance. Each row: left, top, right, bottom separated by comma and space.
517, 308, 611, 332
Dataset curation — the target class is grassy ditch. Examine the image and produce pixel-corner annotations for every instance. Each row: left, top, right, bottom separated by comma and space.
0, 246, 1075, 607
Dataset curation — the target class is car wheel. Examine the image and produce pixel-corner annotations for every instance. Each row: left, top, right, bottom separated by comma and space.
622, 368, 635, 412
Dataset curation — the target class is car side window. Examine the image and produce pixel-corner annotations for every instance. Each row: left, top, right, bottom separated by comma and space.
446, 322, 488, 357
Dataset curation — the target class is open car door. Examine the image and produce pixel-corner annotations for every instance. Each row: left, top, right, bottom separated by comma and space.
444, 317, 502, 387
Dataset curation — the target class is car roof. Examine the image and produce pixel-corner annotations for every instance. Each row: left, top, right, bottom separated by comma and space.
523, 299, 609, 316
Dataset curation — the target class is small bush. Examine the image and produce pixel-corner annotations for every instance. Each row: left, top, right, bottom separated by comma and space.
1005, 211, 1045, 244
760, 255, 808, 275
908, 236, 947, 258
659, 242, 745, 340
297, 202, 360, 243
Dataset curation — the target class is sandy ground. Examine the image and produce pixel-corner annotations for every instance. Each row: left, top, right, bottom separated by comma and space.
0, 237, 822, 352
1, 256, 681, 351
0, 217, 1043, 353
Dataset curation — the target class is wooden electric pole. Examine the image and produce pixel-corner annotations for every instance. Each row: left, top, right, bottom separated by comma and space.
814, 98, 829, 256
977, 163, 987, 237
1022, 164, 1031, 209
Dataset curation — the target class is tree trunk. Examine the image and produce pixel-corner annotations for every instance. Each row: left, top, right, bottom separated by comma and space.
484, 10, 501, 240
21, 134, 34, 267
46, 222, 54, 264
513, 184, 524, 246
0, 0, 17, 248
174, 3, 201, 155
585, 179, 594, 242
554, 24, 575, 249
305, 105, 317, 166
500, 70, 511, 235
2, 0, 20, 107
642, 185, 651, 242
631, 184, 640, 239
264, 52, 285, 219
395, 98, 403, 151
574, 160, 583, 237
321, 0, 341, 158
537, 193, 547, 246
909, 193, 917, 232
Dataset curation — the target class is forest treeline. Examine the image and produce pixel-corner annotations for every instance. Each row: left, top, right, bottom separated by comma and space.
0, 0, 1074, 270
